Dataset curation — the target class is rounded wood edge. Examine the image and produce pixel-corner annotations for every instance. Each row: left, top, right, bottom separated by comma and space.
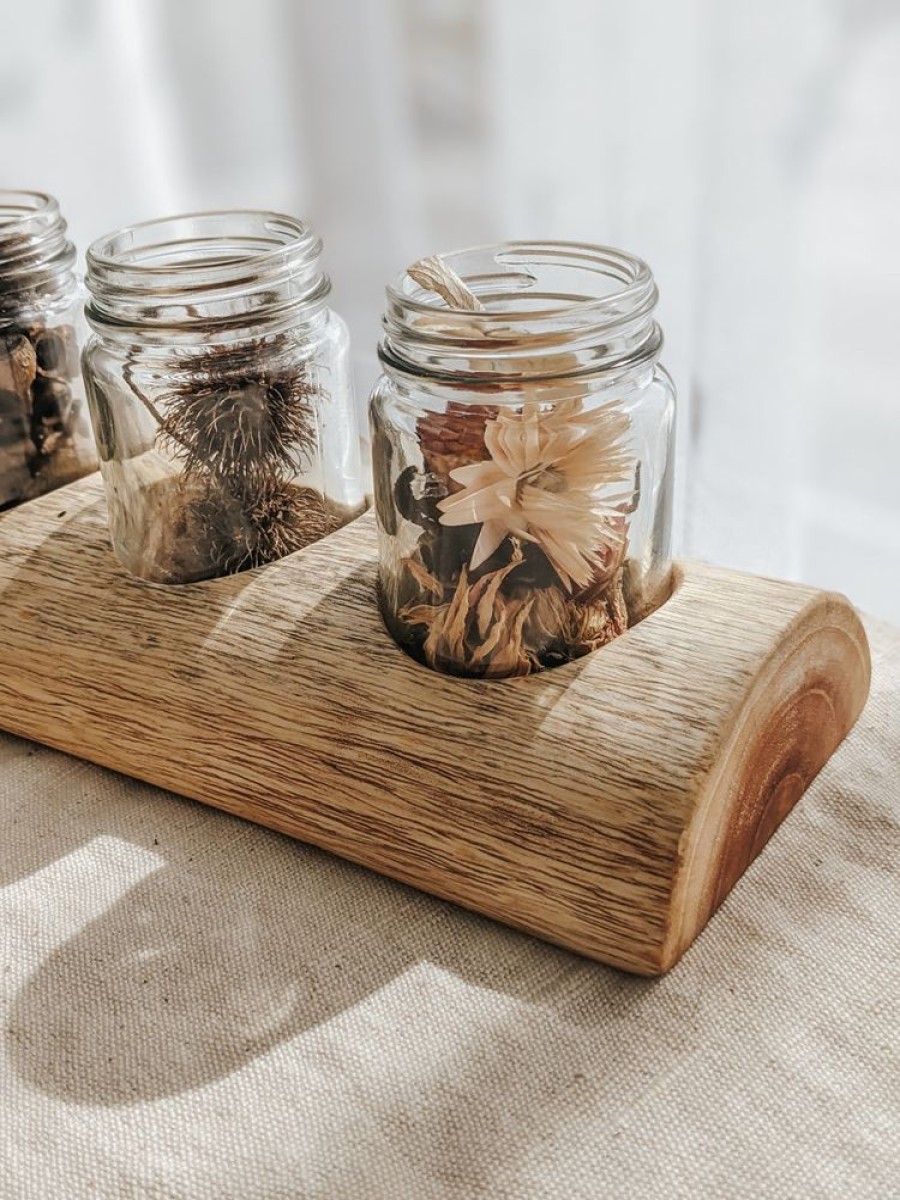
658, 589, 871, 973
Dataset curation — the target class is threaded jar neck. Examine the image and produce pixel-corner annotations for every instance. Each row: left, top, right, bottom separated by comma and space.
0, 191, 77, 320
84, 210, 330, 344
380, 241, 662, 387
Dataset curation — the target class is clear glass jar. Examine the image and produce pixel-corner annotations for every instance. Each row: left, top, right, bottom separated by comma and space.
0, 190, 96, 511
370, 242, 675, 679
82, 211, 366, 583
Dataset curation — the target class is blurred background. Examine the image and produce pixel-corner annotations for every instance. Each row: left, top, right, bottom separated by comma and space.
1, 0, 898, 618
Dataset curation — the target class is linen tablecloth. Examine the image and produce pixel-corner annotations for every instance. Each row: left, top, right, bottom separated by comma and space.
1, 618, 898, 1199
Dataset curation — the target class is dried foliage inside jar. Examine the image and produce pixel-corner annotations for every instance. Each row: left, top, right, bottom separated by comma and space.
386, 398, 639, 677
102, 338, 358, 582
379, 255, 642, 678
1, 232, 87, 510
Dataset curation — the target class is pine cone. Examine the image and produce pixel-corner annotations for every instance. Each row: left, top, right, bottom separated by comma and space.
416, 401, 497, 484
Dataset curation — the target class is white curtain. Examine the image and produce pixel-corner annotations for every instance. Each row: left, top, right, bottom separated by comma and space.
2, 0, 897, 618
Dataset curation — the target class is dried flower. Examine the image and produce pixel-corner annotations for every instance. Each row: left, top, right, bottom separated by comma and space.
401, 555, 444, 599
437, 398, 635, 592
396, 535, 634, 677
399, 546, 534, 676
407, 255, 485, 311
156, 350, 318, 482
110, 339, 336, 579
187, 479, 347, 573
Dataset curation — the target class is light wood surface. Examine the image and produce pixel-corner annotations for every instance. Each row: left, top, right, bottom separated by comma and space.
0, 476, 871, 974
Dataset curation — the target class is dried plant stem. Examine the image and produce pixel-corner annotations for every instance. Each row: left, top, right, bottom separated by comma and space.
123, 357, 182, 445
407, 255, 484, 312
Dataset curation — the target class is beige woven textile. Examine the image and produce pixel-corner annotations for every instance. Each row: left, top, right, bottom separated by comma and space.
1, 618, 898, 1199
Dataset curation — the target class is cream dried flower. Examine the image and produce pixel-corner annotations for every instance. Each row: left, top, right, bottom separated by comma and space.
436, 398, 635, 592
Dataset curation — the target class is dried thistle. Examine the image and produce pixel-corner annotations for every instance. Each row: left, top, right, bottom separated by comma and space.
156, 352, 318, 482
112, 336, 342, 580
185, 479, 345, 574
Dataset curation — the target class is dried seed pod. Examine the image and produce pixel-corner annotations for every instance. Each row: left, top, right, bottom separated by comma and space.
0, 332, 37, 398
371, 422, 398, 536
186, 479, 350, 574
416, 401, 496, 482
155, 351, 319, 483
31, 376, 73, 425
0, 386, 28, 431
0, 388, 33, 507
393, 465, 447, 530
33, 324, 79, 378
0, 194, 96, 508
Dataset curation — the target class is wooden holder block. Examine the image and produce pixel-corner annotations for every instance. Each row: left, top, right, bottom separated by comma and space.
0, 477, 870, 974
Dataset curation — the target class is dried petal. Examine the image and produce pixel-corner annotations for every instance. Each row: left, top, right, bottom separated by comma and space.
402, 555, 444, 599
481, 596, 536, 677
475, 546, 524, 637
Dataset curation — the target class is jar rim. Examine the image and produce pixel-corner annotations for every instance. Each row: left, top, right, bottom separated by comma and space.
381, 240, 661, 383
0, 190, 60, 233
85, 209, 330, 337
87, 208, 321, 279
386, 241, 656, 323
0, 189, 76, 314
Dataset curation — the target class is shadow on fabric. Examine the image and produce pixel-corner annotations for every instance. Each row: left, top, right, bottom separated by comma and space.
2, 743, 668, 1106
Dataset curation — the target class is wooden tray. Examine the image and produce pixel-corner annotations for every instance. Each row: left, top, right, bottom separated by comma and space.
0, 476, 870, 974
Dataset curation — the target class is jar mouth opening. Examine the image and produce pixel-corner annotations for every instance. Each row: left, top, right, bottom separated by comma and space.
387, 241, 656, 325
0, 190, 75, 313
382, 241, 660, 382
85, 210, 330, 336
87, 209, 321, 283
0, 190, 59, 234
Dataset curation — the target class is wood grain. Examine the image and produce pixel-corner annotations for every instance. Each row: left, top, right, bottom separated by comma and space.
0, 476, 871, 974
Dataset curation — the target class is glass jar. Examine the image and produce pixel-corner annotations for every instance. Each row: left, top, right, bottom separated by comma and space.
82, 211, 366, 584
370, 242, 675, 679
0, 190, 96, 511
